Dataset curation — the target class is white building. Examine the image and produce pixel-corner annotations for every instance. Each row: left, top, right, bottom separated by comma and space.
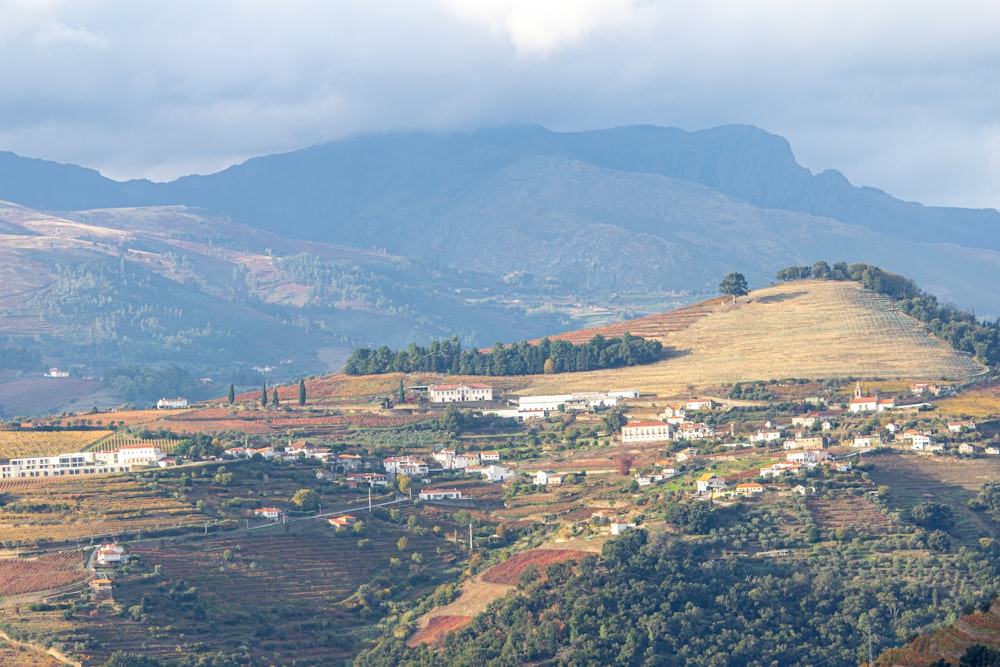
383, 456, 428, 475
535, 470, 564, 486
156, 397, 189, 409
114, 444, 165, 465
696, 473, 727, 493
622, 421, 674, 443
96, 543, 127, 566
1, 452, 134, 479
418, 488, 463, 501
429, 383, 493, 403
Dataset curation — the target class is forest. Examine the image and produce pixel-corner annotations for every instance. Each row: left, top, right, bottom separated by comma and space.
776, 261, 1000, 365
355, 472, 1000, 667
342, 333, 663, 376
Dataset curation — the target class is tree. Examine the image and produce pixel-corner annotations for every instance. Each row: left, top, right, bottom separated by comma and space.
227, 383, 235, 405
261, 382, 268, 407
911, 501, 954, 530
272, 387, 279, 407
291, 488, 319, 512
397, 473, 412, 495
397, 379, 405, 404
298, 378, 307, 406
719, 272, 749, 303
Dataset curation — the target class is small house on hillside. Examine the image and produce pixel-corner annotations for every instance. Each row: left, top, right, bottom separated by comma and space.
696, 473, 727, 494
418, 488, 463, 501
535, 470, 564, 486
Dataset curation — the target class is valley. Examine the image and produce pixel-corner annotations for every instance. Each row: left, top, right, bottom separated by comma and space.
0, 278, 999, 665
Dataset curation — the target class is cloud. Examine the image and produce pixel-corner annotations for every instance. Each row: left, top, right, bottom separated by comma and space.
0, 1, 999, 209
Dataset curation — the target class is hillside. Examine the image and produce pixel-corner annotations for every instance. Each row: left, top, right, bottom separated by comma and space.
876, 600, 1000, 666
4, 125, 1000, 314
510, 279, 984, 396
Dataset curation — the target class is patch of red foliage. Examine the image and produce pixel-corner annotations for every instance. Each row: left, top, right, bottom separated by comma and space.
480, 549, 589, 585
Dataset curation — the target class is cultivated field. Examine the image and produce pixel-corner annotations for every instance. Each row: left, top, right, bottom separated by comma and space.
513, 280, 984, 396
0, 431, 112, 459
0, 551, 88, 598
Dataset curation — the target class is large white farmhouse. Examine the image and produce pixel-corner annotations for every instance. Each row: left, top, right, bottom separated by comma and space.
429, 383, 493, 403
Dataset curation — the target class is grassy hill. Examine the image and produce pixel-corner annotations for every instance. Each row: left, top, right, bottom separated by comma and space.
501, 279, 985, 396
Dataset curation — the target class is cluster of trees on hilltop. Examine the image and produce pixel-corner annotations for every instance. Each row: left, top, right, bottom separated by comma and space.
343, 333, 663, 376
776, 261, 1000, 365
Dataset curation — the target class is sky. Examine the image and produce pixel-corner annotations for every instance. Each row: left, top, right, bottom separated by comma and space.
2, 0, 999, 209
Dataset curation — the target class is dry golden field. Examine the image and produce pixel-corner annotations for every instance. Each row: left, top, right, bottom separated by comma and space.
512, 280, 984, 396
0, 431, 112, 459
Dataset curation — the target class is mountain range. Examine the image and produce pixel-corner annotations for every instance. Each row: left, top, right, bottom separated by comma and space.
2, 123, 1000, 408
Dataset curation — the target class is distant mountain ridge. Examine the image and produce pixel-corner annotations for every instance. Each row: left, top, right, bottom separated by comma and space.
4, 123, 1000, 314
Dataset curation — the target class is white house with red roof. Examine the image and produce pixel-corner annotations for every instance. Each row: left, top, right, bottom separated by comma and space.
429, 383, 493, 403
96, 543, 127, 566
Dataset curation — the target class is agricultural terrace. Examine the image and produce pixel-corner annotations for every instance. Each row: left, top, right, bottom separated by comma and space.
0, 431, 112, 459
0, 475, 209, 547
0, 550, 88, 598
510, 280, 983, 397
49, 517, 465, 666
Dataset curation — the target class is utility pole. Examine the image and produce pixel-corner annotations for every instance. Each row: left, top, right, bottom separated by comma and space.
368, 486, 372, 513
469, 523, 473, 551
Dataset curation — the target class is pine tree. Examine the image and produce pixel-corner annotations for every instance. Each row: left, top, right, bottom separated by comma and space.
298, 378, 306, 406
227, 383, 235, 405
261, 383, 268, 407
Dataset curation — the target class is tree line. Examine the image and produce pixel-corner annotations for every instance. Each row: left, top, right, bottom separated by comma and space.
343, 333, 663, 376
776, 261, 1000, 365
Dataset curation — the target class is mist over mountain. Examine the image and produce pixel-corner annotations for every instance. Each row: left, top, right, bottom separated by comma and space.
3, 122, 1000, 364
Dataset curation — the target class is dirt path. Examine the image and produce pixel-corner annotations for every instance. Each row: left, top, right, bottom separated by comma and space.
0, 627, 81, 667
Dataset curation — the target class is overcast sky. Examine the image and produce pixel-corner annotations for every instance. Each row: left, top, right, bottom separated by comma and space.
2, 0, 999, 209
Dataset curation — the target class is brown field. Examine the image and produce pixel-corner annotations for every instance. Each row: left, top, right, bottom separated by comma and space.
480, 548, 589, 585
0, 638, 67, 667
806, 495, 891, 539
507, 280, 984, 396
407, 615, 473, 648
0, 550, 89, 597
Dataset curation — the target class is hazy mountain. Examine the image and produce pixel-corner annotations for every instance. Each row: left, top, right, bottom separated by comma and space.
3, 124, 1000, 316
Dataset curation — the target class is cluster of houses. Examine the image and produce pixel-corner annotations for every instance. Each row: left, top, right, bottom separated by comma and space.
621, 399, 722, 443
1, 444, 167, 479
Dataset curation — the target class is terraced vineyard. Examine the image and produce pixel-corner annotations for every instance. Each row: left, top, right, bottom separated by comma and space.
0, 475, 207, 546
75, 519, 463, 665
0, 550, 88, 598
806, 494, 892, 539
514, 280, 984, 396
0, 430, 112, 459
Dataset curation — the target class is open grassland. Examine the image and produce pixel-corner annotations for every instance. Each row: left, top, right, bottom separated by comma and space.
0, 431, 112, 459
510, 280, 984, 396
